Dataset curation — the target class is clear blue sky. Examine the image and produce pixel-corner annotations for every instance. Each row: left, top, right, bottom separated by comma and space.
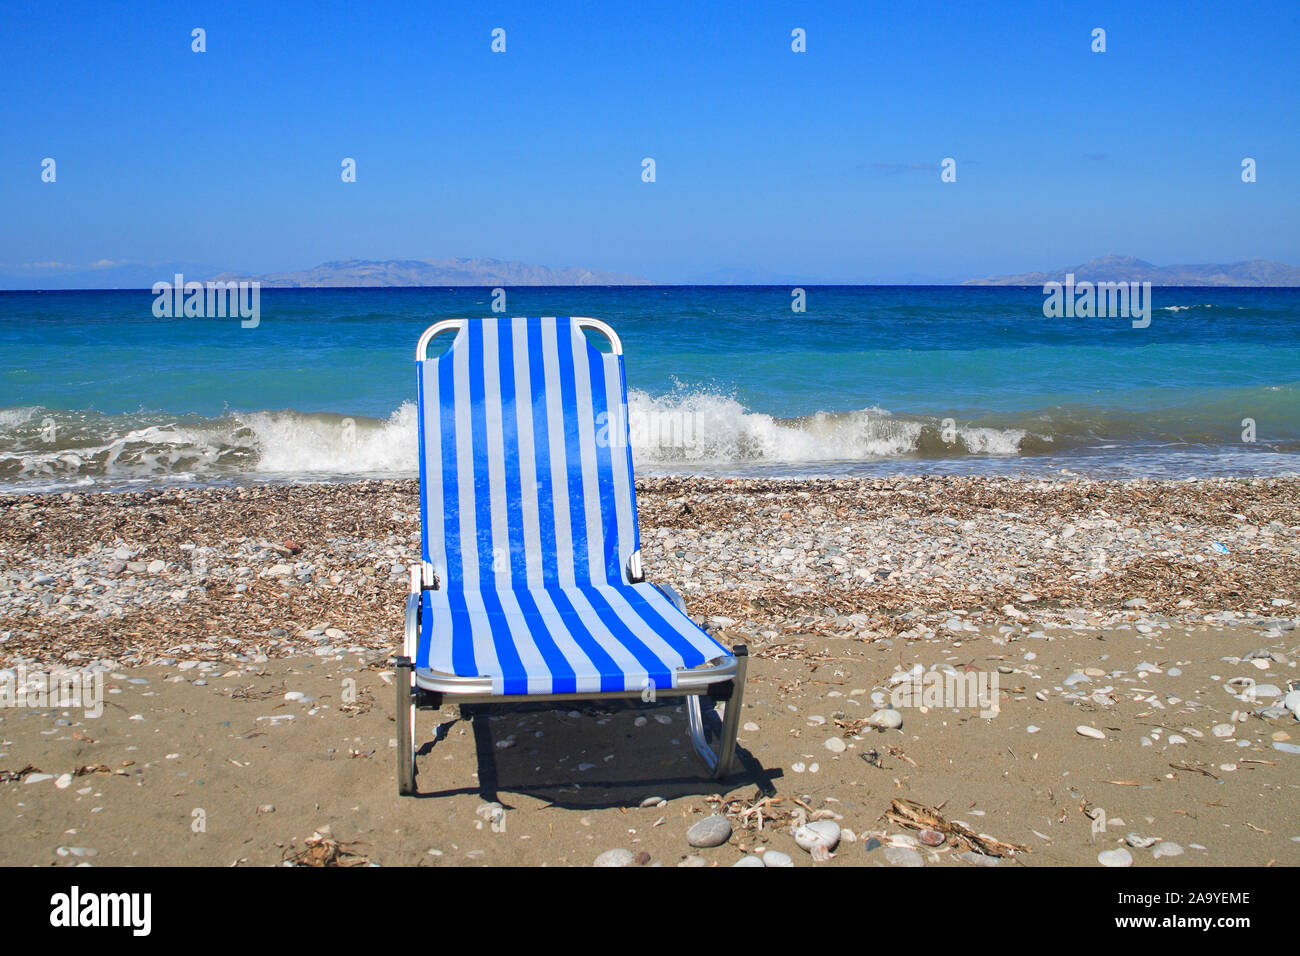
2, 0, 1297, 284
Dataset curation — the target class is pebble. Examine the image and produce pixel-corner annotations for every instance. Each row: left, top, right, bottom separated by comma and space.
54, 773, 73, 789
1098, 848, 1134, 867
824, 736, 847, 754
1273, 742, 1300, 755
793, 820, 840, 853
762, 850, 794, 867
732, 855, 764, 867
867, 708, 903, 730
1076, 725, 1106, 740
686, 815, 732, 848
55, 846, 98, 858
882, 846, 924, 867
1126, 834, 1159, 848
1212, 723, 1235, 738
594, 848, 635, 867
958, 851, 1001, 867
918, 829, 945, 847
1152, 841, 1184, 859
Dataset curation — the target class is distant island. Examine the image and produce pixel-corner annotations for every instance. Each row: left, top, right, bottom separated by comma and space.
207, 257, 655, 288
965, 255, 1300, 287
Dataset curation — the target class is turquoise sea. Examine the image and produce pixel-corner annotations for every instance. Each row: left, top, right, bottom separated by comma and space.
1, 286, 1298, 490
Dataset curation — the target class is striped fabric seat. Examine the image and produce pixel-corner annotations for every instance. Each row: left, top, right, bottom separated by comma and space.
415, 316, 730, 695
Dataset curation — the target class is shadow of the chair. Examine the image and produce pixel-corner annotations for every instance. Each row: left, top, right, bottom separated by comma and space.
413, 698, 778, 808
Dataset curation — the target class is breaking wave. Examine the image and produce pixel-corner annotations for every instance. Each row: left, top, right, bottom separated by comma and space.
1, 382, 1297, 489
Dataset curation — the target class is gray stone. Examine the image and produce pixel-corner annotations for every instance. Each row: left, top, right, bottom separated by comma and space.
761, 850, 794, 867
686, 815, 732, 848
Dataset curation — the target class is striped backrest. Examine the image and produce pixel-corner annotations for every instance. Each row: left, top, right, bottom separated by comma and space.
416, 317, 640, 589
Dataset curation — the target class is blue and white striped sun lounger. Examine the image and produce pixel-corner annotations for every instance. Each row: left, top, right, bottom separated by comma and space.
394, 317, 747, 795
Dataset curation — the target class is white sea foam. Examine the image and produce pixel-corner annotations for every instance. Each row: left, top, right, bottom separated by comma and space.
0, 393, 1040, 488
248, 404, 419, 474
625, 389, 1027, 464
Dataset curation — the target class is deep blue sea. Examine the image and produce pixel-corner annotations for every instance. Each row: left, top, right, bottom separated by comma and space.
1, 286, 1298, 490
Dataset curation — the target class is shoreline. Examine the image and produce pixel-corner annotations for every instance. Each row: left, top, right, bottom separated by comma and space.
3, 451, 1300, 497
2, 475, 1297, 866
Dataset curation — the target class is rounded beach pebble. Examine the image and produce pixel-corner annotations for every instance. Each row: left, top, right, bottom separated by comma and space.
793, 820, 840, 852
594, 848, 635, 867
867, 709, 903, 730
686, 815, 732, 848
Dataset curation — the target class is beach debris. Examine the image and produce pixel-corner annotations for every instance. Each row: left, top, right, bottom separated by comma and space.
283, 831, 367, 867
883, 799, 1030, 857
0, 765, 42, 783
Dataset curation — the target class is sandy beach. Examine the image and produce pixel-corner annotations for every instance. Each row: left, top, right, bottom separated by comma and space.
2, 476, 1298, 866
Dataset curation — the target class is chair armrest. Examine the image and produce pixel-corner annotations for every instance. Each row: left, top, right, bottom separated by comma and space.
404, 592, 421, 659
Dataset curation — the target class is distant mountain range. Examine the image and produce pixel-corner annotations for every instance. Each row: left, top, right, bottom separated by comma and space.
7, 253, 1298, 290
965, 255, 1300, 287
207, 257, 654, 287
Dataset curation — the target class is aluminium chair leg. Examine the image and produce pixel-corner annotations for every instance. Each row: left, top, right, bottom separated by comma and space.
395, 655, 416, 796
713, 645, 748, 779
